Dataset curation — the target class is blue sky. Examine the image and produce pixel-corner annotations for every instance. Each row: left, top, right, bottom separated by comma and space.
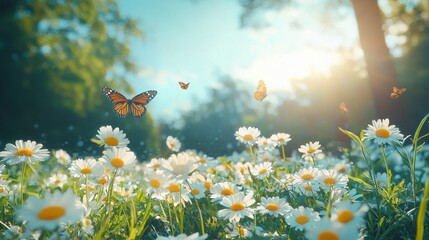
118, 0, 359, 122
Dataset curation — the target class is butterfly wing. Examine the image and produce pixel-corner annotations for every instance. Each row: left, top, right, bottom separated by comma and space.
130, 90, 158, 118
179, 82, 190, 90
254, 80, 267, 101
391, 86, 406, 98
102, 87, 129, 117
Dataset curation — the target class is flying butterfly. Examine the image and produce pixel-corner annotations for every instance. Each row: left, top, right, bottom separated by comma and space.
102, 87, 157, 118
390, 86, 406, 99
179, 81, 190, 90
338, 102, 348, 113
254, 80, 267, 101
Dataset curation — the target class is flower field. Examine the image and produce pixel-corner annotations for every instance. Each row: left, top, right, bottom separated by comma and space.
1, 115, 429, 239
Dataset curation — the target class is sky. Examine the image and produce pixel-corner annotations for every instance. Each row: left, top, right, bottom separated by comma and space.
117, 0, 359, 122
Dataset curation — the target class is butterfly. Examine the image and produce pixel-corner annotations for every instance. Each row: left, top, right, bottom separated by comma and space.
390, 86, 406, 98
179, 81, 190, 90
102, 87, 157, 118
338, 102, 348, 113
254, 80, 267, 101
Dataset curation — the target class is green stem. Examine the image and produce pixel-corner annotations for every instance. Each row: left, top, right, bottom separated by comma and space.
380, 145, 392, 194
249, 146, 255, 162
20, 162, 27, 205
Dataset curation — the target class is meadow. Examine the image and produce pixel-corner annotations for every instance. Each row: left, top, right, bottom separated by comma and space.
0, 114, 428, 240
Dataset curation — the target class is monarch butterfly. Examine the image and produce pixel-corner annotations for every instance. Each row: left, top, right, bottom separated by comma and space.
102, 87, 157, 118
179, 81, 190, 90
254, 80, 267, 101
338, 102, 348, 113
390, 86, 406, 98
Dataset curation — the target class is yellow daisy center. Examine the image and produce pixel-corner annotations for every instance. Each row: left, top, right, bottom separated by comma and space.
376, 128, 391, 138
169, 143, 175, 148
0, 187, 4, 193
37, 206, 65, 220
105, 137, 119, 146
168, 184, 181, 193
191, 189, 200, 195
198, 158, 206, 164
265, 203, 279, 211
301, 173, 314, 181
98, 177, 108, 185
80, 167, 92, 174
304, 184, 312, 191
16, 148, 33, 157
338, 210, 354, 223
150, 179, 161, 188
338, 167, 346, 173
239, 228, 246, 237
324, 177, 337, 186
307, 148, 316, 154
110, 157, 125, 168
243, 134, 254, 141
54, 179, 61, 184
204, 181, 211, 190
230, 202, 245, 211
296, 215, 309, 225
319, 231, 339, 240
277, 138, 285, 142
221, 188, 235, 196
153, 163, 161, 169
259, 168, 267, 175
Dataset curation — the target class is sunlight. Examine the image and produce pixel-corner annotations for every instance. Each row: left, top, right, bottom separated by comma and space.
233, 48, 341, 93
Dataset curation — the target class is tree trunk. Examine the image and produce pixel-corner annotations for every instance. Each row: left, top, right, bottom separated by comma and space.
351, 0, 405, 128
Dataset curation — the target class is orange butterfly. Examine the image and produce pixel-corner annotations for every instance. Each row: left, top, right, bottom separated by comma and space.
102, 87, 157, 118
338, 102, 348, 113
179, 81, 190, 90
390, 86, 406, 98
254, 80, 267, 101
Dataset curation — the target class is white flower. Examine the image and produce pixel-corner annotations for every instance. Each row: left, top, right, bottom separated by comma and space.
143, 169, 171, 200
0, 140, 49, 165
189, 181, 206, 199
166, 136, 181, 152
292, 167, 321, 186
54, 149, 71, 165
375, 172, 388, 187
47, 173, 68, 188
156, 232, 208, 240
234, 127, 261, 146
81, 217, 94, 235
100, 147, 136, 172
256, 137, 277, 151
364, 118, 404, 145
15, 190, 85, 230
285, 206, 320, 231
305, 216, 358, 240
256, 197, 292, 217
69, 158, 104, 178
95, 125, 130, 148
210, 182, 242, 202
166, 179, 191, 207
319, 169, 348, 191
270, 133, 292, 146
298, 141, 322, 158
217, 191, 256, 222
145, 158, 165, 170
163, 153, 197, 178
251, 162, 273, 179
331, 200, 368, 226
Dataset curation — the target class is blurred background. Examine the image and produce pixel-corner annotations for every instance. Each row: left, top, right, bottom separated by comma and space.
1, 0, 428, 160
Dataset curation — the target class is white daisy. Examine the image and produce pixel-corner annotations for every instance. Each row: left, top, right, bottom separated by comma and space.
166, 179, 191, 207
47, 173, 68, 188
298, 141, 322, 158
15, 190, 85, 230
0, 140, 50, 165
375, 172, 388, 187
95, 125, 130, 148
256, 137, 277, 151
81, 217, 94, 235
145, 158, 165, 171
270, 133, 292, 146
189, 181, 206, 199
156, 232, 208, 240
305, 216, 358, 240
319, 169, 348, 191
250, 162, 273, 179
285, 206, 320, 231
256, 197, 292, 217
68, 158, 104, 178
166, 136, 181, 152
331, 200, 368, 226
143, 169, 171, 200
234, 126, 261, 146
0, 179, 10, 197
163, 152, 197, 178
100, 147, 136, 172
292, 167, 321, 185
210, 182, 242, 202
364, 118, 404, 145
217, 191, 256, 222
54, 149, 71, 165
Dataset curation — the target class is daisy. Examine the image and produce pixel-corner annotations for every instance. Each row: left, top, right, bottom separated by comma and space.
234, 126, 261, 146
47, 173, 69, 188
285, 206, 320, 231
256, 197, 292, 217
166, 179, 191, 207
292, 167, 321, 186
295, 182, 321, 196
319, 169, 348, 191
69, 158, 104, 178
156, 232, 208, 240
0, 179, 10, 197
163, 152, 197, 178
375, 172, 388, 187
143, 169, 171, 200
166, 136, 181, 152
15, 190, 85, 230
331, 200, 368, 227
298, 141, 322, 158
81, 217, 94, 235
270, 133, 292, 146
364, 118, 404, 145
188, 181, 206, 199
250, 162, 273, 180
145, 158, 165, 170
54, 149, 71, 165
210, 182, 242, 202
305, 216, 358, 240
256, 137, 277, 151
95, 125, 130, 148
0, 140, 50, 165
217, 191, 256, 222
100, 147, 136, 172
